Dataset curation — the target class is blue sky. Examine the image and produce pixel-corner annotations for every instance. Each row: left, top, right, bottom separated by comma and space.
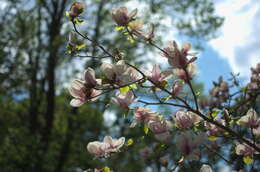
132, 0, 260, 92
198, 0, 260, 91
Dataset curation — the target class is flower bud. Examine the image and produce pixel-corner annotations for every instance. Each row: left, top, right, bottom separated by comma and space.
68, 2, 85, 19
112, 7, 137, 26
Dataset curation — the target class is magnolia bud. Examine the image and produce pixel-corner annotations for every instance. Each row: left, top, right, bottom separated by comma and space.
68, 2, 85, 19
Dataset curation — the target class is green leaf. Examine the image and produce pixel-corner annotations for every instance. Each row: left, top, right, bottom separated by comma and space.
127, 138, 134, 146
129, 84, 137, 89
127, 36, 135, 43
211, 109, 220, 117
75, 44, 86, 50
161, 80, 168, 88
115, 26, 124, 31
243, 156, 253, 165
104, 167, 111, 172
74, 18, 84, 24
208, 136, 218, 141
159, 115, 163, 121
161, 96, 171, 102
144, 125, 149, 135
119, 86, 130, 94
195, 92, 201, 97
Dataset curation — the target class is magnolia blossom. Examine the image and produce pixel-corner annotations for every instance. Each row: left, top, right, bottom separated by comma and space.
148, 119, 172, 142
69, 68, 102, 107
171, 80, 183, 95
83, 68, 101, 87
253, 126, 260, 138
204, 118, 225, 137
112, 7, 137, 26
100, 60, 138, 85
237, 108, 259, 128
111, 91, 137, 108
68, 2, 85, 18
145, 64, 170, 84
147, 119, 172, 134
235, 143, 259, 156
175, 64, 196, 82
87, 136, 125, 158
173, 110, 200, 129
176, 132, 204, 160
162, 41, 197, 69
200, 164, 213, 172
130, 107, 158, 127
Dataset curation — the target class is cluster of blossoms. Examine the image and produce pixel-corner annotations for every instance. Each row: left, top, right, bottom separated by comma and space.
87, 136, 125, 158
236, 108, 259, 128
204, 118, 226, 137
173, 110, 201, 129
69, 68, 102, 107
100, 60, 139, 86
247, 63, 260, 92
66, 2, 260, 171
131, 107, 172, 141
162, 41, 197, 82
176, 132, 204, 160
199, 76, 229, 109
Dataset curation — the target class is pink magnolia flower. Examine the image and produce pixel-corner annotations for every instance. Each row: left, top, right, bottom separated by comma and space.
87, 141, 109, 158
176, 132, 204, 160
175, 64, 196, 82
145, 64, 171, 84
83, 67, 101, 88
87, 136, 125, 158
204, 118, 225, 137
112, 7, 137, 26
235, 143, 259, 156
69, 79, 102, 107
103, 136, 125, 153
147, 119, 171, 135
171, 80, 183, 95
237, 108, 259, 128
148, 119, 172, 142
162, 41, 197, 69
130, 107, 159, 127
101, 60, 138, 85
111, 91, 137, 108
173, 110, 200, 129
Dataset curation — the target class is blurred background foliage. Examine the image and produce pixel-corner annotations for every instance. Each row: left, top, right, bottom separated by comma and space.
0, 0, 225, 171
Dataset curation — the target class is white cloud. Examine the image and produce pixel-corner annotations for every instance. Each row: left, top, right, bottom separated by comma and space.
209, 0, 260, 78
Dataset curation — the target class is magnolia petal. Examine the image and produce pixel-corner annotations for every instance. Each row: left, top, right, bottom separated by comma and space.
182, 42, 192, 52
101, 63, 114, 80
114, 137, 125, 148
70, 98, 85, 107
68, 86, 83, 98
84, 67, 96, 85
104, 136, 113, 145
129, 8, 137, 19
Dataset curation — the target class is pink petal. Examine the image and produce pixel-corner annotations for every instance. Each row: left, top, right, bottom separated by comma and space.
70, 98, 85, 107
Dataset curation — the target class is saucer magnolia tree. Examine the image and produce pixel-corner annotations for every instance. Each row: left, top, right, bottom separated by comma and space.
67, 2, 260, 172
